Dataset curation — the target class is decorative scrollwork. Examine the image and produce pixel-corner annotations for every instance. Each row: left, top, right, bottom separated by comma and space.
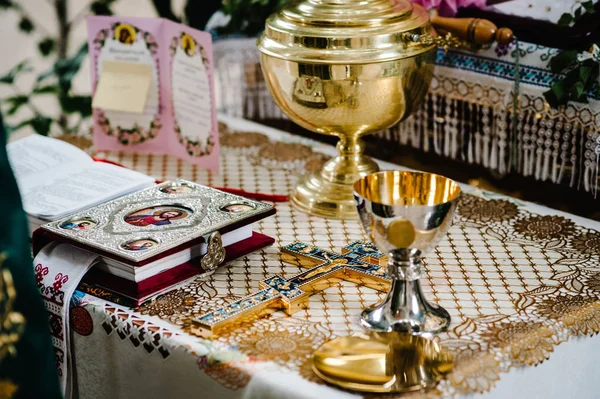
416, 32, 476, 52
200, 232, 226, 273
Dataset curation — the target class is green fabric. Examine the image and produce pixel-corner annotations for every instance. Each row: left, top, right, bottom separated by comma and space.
0, 119, 62, 398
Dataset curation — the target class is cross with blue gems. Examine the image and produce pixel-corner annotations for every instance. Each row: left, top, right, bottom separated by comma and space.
190, 241, 391, 337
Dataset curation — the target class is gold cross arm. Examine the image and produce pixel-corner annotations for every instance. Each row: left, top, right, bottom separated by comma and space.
190, 241, 391, 337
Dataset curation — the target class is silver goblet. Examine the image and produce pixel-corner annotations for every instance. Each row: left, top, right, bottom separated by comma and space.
353, 170, 461, 334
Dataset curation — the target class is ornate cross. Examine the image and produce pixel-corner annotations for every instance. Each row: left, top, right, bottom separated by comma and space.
190, 241, 391, 337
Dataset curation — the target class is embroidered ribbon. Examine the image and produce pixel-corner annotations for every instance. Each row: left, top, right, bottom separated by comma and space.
34, 243, 100, 398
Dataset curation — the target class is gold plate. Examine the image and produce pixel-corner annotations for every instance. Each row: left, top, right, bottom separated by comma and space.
312, 333, 453, 393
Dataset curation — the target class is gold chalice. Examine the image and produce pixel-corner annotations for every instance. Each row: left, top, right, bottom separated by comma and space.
258, 0, 511, 219
353, 170, 460, 333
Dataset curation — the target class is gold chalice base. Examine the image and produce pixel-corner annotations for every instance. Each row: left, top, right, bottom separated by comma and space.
312, 333, 453, 393
291, 157, 379, 220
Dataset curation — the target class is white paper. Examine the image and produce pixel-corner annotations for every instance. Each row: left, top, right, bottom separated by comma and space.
7, 135, 155, 219
7, 135, 92, 179
97, 36, 159, 130
172, 44, 212, 143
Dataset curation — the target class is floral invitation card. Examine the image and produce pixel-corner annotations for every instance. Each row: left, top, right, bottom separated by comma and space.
87, 16, 219, 171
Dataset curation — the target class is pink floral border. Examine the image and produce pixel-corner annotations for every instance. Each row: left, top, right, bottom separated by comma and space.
92, 23, 162, 145
169, 33, 215, 157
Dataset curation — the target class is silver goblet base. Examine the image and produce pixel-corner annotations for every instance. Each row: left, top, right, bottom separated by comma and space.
360, 249, 450, 334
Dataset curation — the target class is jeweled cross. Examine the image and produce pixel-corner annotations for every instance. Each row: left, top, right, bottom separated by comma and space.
190, 241, 391, 337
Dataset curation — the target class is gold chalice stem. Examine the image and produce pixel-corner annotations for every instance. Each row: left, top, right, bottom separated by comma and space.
322, 135, 379, 185
361, 249, 450, 334
292, 133, 379, 219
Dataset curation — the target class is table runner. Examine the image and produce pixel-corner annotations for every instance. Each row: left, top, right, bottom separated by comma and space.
213, 38, 600, 197
70, 116, 600, 398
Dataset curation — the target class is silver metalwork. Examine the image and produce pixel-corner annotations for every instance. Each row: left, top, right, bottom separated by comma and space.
353, 171, 460, 335
360, 248, 450, 334
42, 179, 273, 262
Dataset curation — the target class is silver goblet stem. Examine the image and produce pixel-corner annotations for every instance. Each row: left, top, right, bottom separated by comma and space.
360, 248, 450, 334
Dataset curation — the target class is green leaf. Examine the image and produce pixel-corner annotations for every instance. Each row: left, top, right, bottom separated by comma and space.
579, 65, 593, 85
38, 37, 56, 57
184, 0, 221, 30
582, 1, 595, 13
32, 84, 58, 95
0, 0, 14, 9
549, 80, 569, 103
218, 0, 290, 36
543, 88, 559, 108
53, 43, 89, 93
570, 81, 585, 98
549, 49, 578, 74
90, 0, 116, 15
0, 60, 32, 84
36, 68, 55, 83
574, 7, 582, 18
574, 93, 589, 103
7, 117, 37, 134
30, 116, 53, 136
59, 94, 92, 117
4, 94, 29, 116
151, 0, 181, 22
557, 13, 574, 26
18, 16, 34, 33
13, 116, 54, 136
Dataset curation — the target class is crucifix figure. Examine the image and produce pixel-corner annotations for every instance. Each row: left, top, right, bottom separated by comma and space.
190, 241, 391, 337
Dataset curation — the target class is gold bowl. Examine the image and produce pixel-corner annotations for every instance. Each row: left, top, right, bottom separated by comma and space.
259, 53, 435, 219
353, 170, 461, 254
258, 0, 436, 219
258, 0, 511, 219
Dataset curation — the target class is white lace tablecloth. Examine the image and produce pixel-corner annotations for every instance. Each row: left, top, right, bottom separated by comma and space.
69, 116, 600, 399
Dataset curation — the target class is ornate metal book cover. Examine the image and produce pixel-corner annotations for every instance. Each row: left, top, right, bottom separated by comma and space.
41, 180, 274, 263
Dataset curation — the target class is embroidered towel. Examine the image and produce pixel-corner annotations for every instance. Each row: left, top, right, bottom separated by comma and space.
34, 243, 100, 398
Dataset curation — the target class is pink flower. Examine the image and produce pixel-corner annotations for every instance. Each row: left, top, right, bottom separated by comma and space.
131, 132, 141, 142
410, 0, 486, 16
101, 125, 110, 135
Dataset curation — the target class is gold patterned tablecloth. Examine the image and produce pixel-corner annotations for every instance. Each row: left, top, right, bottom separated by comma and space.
72, 116, 600, 399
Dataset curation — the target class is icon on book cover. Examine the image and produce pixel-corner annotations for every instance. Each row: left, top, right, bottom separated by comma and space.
219, 201, 256, 214
159, 182, 194, 195
124, 205, 192, 227
121, 238, 159, 251
59, 219, 97, 231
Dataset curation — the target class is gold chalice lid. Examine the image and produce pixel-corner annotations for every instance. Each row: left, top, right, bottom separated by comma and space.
257, 0, 435, 64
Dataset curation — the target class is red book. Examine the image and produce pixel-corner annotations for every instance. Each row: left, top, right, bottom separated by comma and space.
33, 180, 277, 306
76, 232, 274, 306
